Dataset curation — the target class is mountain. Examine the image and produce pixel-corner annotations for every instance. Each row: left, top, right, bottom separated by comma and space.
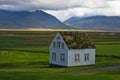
64, 16, 120, 30
0, 10, 70, 29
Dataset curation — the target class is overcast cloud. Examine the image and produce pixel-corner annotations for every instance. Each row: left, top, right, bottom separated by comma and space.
0, 0, 120, 21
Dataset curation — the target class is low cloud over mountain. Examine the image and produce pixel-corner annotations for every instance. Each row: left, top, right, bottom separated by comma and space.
0, 0, 120, 21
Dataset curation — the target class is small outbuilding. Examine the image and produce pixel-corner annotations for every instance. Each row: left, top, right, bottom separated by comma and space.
49, 32, 95, 67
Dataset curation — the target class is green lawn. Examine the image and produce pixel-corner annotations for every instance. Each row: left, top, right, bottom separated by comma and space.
0, 70, 120, 80
96, 45, 120, 56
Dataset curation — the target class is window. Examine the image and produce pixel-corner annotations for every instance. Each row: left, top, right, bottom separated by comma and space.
57, 42, 60, 48
84, 53, 89, 62
58, 42, 60, 48
60, 54, 65, 62
62, 43, 64, 49
75, 54, 80, 62
57, 36, 61, 40
52, 52, 56, 61
53, 42, 55, 48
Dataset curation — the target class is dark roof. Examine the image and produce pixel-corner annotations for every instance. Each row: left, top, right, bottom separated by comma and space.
60, 32, 95, 49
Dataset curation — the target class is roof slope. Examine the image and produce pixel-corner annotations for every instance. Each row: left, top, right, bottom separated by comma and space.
60, 32, 95, 49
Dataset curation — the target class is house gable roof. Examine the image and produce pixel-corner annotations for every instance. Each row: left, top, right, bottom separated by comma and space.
59, 32, 95, 49
49, 33, 69, 50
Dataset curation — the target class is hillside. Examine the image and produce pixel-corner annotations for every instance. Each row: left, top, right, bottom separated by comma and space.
64, 16, 120, 30
0, 10, 70, 29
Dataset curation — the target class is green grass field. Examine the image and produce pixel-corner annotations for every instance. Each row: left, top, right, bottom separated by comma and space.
0, 70, 120, 80
0, 31, 120, 80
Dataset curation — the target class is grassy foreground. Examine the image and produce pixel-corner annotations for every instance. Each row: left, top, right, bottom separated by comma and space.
0, 70, 120, 80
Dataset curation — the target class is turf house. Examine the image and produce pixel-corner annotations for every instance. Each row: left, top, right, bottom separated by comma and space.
49, 32, 96, 67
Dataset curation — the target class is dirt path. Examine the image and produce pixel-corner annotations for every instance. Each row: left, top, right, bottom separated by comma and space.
66, 65, 120, 74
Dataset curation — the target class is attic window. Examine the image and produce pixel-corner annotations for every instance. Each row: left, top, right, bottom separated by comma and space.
62, 43, 64, 49
57, 36, 61, 40
53, 42, 55, 48
57, 42, 60, 48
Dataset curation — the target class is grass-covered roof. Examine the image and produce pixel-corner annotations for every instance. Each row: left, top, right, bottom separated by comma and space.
60, 32, 95, 49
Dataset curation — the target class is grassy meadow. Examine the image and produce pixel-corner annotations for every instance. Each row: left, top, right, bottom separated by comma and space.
0, 30, 120, 80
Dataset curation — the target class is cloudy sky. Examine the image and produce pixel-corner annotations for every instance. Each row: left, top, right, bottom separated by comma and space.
0, 0, 120, 21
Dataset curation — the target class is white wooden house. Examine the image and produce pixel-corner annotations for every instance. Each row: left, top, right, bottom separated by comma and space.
49, 32, 95, 67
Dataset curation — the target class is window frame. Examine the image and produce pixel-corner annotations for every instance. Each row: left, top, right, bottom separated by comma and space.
53, 42, 55, 48
52, 52, 56, 61
57, 41, 61, 48
60, 53, 65, 62
84, 53, 89, 62
75, 54, 80, 62
62, 43, 64, 49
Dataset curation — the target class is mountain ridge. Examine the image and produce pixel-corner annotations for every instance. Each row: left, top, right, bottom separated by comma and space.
0, 10, 70, 29
64, 16, 120, 30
